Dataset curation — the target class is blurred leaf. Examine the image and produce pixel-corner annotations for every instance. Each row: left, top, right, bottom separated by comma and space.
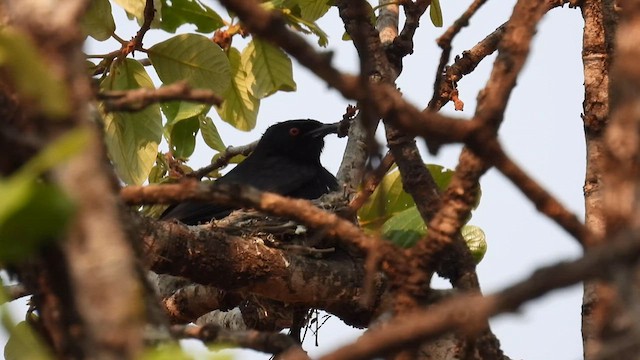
170, 117, 199, 159
0, 182, 75, 261
101, 59, 162, 185
0, 28, 70, 118
4, 321, 52, 360
426, 164, 454, 191
0, 129, 85, 261
462, 225, 487, 263
159, 0, 224, 33
82, 0, 116, 41
216, 48, 260, 131
140, 344, 195, 360
149, 34, 231, 122
283, 0, 331, 21
429, 0, 443, 27
199, 115, 226, 152
242, 38, 296, 99
15, 129, 90, 181
112, 0, 162, 27
281, 11, 329, 47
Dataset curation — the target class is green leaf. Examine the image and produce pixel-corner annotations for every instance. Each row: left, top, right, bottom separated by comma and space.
170, 117, 199, 159
381, 206, 424, 248
461, 225, 487, 263
429, 0, 443, 27
380, 206, 488, 262
216, 48, 260, 131
149, 34, 231, 122
0, 182, 75, 262
242, 38, 296, 99
426, 164, 454, 190
82, 0, 116, 41
161, 101, 211, 126
101, 59, 163, 185
358, 164, 467, 231
160, 0, 224, 33
149, 34, 231, 94
4, 321, 52, 360
358, 168, 414, 230
199, 116, 226, 152
0, 28, 70, 118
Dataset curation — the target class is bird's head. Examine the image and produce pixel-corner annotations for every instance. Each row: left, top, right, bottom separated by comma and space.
255, 119, 339, 163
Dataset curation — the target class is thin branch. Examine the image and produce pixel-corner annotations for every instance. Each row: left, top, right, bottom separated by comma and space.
428, 22, 504, 111
171, 324, 302, 356
428, 0, 488, 111
188, 141, 257, 180
98, 81, 223, 112
129, 0, 155, 52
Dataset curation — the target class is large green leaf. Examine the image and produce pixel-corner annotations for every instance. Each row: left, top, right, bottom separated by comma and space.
0, 28, 70, 118
149, 34, 231, 93
160, 0, 224, 33
216, 48, 260, 131
199, 115, 226, 152
101, 59, 163, 185
242, 38, 296, 99
358, 164, 465, 231
149, 34, 231, 122
82, 0, 116, 41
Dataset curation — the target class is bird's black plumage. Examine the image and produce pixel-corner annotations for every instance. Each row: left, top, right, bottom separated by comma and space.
160, 119, 340, 225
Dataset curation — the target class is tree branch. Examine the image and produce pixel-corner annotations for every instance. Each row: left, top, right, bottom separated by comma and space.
98, 81, 223, 112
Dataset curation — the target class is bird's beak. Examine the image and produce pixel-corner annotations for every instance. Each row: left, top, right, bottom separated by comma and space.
307, 122, 340, 138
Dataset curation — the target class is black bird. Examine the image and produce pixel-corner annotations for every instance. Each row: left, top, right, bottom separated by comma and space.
160, 119, 340, 225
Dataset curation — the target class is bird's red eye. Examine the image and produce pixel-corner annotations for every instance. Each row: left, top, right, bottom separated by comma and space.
289, 127, 300, 136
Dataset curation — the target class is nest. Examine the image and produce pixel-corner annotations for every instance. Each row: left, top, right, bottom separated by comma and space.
204, 194, 351, 257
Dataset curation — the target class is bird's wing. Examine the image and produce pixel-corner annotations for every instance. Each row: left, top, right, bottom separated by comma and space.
216, 155, 320, 194
159, 156, 328, 225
